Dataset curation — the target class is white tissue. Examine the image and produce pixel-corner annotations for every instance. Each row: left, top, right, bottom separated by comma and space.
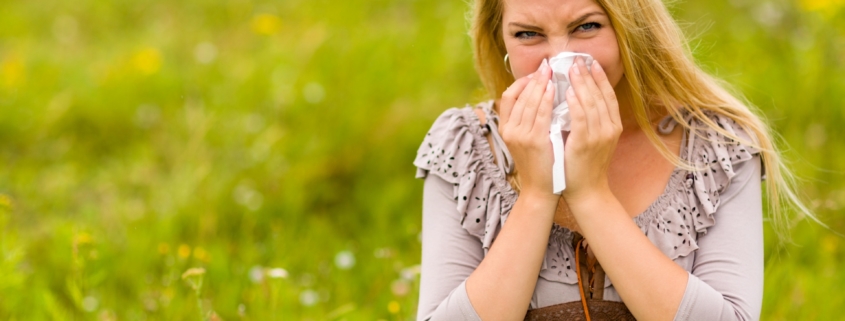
548, 52, 593, 195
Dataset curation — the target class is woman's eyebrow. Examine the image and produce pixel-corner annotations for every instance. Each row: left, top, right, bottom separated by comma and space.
566, 12, 605, 29
507, 12, 606, 31
508, 22, 543, 31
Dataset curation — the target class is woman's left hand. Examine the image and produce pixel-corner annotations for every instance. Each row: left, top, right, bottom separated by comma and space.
561, 57, 622, 202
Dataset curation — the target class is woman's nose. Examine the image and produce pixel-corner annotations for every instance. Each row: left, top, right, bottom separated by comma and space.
547, 37, 572, 57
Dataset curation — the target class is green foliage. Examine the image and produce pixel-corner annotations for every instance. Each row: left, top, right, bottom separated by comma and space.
0, 0, 842, 319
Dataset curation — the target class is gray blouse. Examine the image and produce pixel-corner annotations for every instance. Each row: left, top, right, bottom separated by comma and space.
413, 100, 764, 320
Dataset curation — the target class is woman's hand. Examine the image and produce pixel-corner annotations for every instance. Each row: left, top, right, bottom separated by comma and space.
498, 58, 558, 204
562, 57, 622, 202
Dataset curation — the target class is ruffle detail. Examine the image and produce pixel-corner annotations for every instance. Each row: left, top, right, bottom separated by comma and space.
683, 111, 761, 235
415, 102, 762, 283
413, 102, 517, 254
637, 110, 763, 260
634, 169, 700, 260
539, 224, 614, 287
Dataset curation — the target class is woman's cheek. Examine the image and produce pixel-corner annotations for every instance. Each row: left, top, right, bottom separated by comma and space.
589, 51, 623, 86
508, 46, 547, 78
603, 61, 624, 87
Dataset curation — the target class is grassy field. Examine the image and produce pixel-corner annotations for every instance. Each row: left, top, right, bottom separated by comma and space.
0, 0, 843, 319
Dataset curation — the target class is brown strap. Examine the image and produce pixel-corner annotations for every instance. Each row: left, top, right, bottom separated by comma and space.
592, 259, 606, 300
575, 238, 592, 321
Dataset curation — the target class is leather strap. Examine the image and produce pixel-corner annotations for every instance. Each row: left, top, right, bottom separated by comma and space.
524, 232, 635, 320
575, 237, 592, 321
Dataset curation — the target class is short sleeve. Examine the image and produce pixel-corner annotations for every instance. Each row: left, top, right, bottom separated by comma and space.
416, 171, 484, 321
413, 106, 516, 254
414, 104, 516, 319
638, 111, 764, 261
673, 154, 764, 320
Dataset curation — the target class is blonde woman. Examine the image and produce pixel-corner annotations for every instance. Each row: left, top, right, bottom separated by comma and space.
413, 0, 807, 320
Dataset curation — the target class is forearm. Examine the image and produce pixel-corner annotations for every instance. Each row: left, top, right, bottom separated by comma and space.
569, 189, 687, 321
465, 193, 557, 321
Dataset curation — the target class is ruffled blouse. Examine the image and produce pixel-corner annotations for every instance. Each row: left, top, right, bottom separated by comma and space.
415, 100, 765, 320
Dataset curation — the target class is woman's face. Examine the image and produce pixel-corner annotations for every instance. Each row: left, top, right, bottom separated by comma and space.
502, 0, 624, 89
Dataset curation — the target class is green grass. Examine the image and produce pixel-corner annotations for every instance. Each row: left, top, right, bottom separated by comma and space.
0, 0, 843, 319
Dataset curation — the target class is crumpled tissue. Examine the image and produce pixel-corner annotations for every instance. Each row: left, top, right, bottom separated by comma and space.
549, 52, 593, 195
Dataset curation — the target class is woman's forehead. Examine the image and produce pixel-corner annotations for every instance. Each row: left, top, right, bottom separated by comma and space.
503, 0, 604, 22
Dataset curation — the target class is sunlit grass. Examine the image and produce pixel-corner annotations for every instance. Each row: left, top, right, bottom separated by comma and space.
0, 0, 842, 319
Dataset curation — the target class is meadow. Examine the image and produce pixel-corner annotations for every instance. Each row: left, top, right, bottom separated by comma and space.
0, 0, 843, 319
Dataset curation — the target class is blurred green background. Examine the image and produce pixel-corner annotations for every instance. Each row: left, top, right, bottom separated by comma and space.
0, 0, 843, 319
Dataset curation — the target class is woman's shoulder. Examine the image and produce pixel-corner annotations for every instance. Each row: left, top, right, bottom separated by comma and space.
681, 109, 763, 185
682, 107, 762, 212
639, 108, 764, 260
413, 100, 516, 254
412, 101, 494, 181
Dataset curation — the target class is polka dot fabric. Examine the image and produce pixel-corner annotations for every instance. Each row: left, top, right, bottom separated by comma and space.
414, 101, 762, 287
414, 102, 517, 254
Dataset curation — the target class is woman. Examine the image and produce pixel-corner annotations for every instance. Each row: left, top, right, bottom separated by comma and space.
414, 0, 807, 320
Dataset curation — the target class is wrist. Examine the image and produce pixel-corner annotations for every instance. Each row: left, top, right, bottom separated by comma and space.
561, 177, 610, 203
563, 185, 617, 215
515, 191, 560, 219
518, 190, 561, 206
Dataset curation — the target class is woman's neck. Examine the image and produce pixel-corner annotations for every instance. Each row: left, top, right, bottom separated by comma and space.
614, 80, 640, 132
615, 79, 669, 137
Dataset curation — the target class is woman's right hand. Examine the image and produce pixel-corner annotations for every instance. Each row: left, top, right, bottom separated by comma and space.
498, 58, 558, 204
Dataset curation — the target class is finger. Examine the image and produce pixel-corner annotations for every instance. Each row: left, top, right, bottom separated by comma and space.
579, 59, 608, 115
570, 57, 601, 134
519, 58, 552, 129
590, 60, 621, 128
533, 79, 555, 135
577, 59, 610, 132
500, 76, 533, 125
566, 85, 587, 138
509, 75, 541, 127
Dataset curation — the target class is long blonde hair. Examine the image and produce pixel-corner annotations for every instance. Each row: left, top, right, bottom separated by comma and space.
469, 0, 813, 237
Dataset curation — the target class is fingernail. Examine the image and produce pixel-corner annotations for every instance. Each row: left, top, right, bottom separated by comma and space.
547, 79, 553, 90
528, 74, 534, 79
567, 86, 574, 96
542, 58, 549, 73
593, 60, 601, 72
573, 64, 580, 75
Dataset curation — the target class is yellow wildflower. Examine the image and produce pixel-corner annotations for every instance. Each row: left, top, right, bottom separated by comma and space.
75, 232, 93, 245
0, 194, 12, 209
251, 14, 281, 35
800, 0, 844, 12
1, 55, 24, 88
822, 235, 838, 254
387, 301, 400, 314
132, 47, 162, 75
178, 244, 191, 259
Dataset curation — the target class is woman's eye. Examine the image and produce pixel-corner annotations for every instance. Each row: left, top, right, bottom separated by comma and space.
575, 22, 602, 32
515, 31, 539, 39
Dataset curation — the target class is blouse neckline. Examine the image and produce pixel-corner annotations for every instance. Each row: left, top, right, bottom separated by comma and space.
470, 99, 691, 231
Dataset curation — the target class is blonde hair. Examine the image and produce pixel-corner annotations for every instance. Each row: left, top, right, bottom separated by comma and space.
469, 0, 813, 237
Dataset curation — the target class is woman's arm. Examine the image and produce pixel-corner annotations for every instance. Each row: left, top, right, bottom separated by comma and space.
563, 58, 763, 321
416, 173, 559, 321
417, 174, 485, 320
461, 58, 562, 321
567, 188, 689, 320
464, 190, 558, 321
567, 155, 763, 321
560, 56, 687, 320
674, 156, 764, 320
